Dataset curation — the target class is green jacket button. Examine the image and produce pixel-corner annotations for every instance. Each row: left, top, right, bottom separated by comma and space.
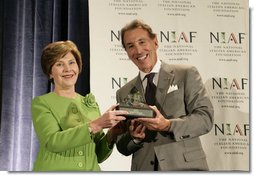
78, 162, 83, 167
78, 151, 83, 155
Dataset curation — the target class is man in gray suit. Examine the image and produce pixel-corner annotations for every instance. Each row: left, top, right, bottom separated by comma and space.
115, 19, 214, 171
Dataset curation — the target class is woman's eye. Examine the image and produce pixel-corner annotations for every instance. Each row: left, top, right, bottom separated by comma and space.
56, 63, 63, 67
70, 61, 76, 65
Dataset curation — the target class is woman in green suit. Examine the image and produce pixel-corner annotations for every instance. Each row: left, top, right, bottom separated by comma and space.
31, 40, 127, 171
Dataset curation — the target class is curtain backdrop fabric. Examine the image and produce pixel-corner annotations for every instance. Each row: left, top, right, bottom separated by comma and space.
0, 0, 90, 171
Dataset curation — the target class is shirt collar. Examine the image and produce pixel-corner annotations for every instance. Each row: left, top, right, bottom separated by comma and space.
140, 59, 161, 81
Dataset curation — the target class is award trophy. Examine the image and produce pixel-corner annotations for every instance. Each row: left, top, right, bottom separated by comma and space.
116, 88, 155, 118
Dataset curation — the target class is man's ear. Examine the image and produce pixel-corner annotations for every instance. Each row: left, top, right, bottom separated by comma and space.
154, 35, 159, 48
154, 36, 159, 49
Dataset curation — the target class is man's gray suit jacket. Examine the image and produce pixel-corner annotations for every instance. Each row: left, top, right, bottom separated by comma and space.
116, 62, 214, 171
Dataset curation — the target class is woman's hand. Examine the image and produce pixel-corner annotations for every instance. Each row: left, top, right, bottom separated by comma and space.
89, 104, 128, 134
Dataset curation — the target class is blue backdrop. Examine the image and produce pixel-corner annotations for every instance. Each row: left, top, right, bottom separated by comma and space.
0, 0, 90, 171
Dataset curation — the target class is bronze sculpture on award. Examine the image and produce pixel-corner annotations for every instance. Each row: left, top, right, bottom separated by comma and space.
116, 87, 155, 118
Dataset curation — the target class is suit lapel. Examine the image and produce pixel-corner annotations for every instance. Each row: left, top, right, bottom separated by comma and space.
156, 63, 175, 109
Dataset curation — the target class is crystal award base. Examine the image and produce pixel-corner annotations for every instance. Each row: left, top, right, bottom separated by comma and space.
116, 104, 155, 118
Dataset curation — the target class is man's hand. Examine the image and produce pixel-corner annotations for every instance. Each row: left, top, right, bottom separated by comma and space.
129, 119, 146, 141
106, 121, 127, 147
136, 106, 171, 131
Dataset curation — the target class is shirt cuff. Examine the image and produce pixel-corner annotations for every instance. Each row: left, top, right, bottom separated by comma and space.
132, 139, 142, 145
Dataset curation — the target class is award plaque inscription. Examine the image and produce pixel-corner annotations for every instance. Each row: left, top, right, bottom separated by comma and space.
116, 103, 155, 118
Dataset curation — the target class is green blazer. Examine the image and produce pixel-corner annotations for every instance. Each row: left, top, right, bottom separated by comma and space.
31, 92, 113, 171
